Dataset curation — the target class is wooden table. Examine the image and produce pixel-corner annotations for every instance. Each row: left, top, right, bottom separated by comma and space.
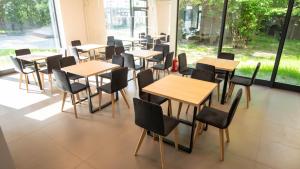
122, 38, 146, 47
63, 61, 120, 113
127, 50, 162, 69
17, 53, 58, 90
76, 44, 107, 52
143, 75, 217, 153
197, 57, 239, 104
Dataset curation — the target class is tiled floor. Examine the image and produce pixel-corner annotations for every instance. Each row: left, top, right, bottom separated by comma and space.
0, 72, 300, 169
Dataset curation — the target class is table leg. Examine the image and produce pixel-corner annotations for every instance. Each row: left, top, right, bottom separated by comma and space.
33, 61, 43, 90
221, 71, 229, 104
85, 77, 93, 113
188, 106, 197, 153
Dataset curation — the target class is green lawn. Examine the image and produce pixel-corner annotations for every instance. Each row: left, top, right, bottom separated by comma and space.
178, 34, 300, 86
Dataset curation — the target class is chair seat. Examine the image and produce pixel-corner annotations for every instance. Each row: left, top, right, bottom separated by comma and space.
163, 115, 179, 136
39, 68, 51, 74
99, 72, 112, 79
152, 64, 164, 70
68, 73, 83, 81
98, 83, 113, 94
230, 75, 252, 86
180, 68, 194, 76
147, 58, 160, 63
135, 64, 144, 71
196, 106, 228, 129
140, 93, 168, 105
71, 82, 87, 94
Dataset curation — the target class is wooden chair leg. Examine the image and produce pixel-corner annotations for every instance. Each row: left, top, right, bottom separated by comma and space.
19, 73, 23, 89
120, 89, 130, 109
111, 93, 115, 118
247, 86, 251, 101
225, 128, 230, 143
98, 90, 102, 111
25, 74, 29, 92
245, 86, 249, 109
40, 73, 45, 89
193, 122, 204, 143
134, 129, 146, 156
32, 73, 37, 85
173, 127, 179, 150
133, 70, 137, 83
159, 136, 165, 169
176, 102, 182, 119
61, 92, 67, 112
219, 129, 224, 161
48, 74, 53, 93
76, 93, 81, 104
71, 94, 78, 118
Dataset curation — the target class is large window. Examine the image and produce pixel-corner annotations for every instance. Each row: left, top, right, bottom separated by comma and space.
0, 0, 60, 71
177, 0, 224, 65
104, 0, 148, 38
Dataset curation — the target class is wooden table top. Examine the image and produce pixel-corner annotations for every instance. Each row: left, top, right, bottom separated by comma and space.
16, 53, 58, 62
197, 57, 240, 72
76, 44, 107, 51
62, 61, 119, 77
143, 75, 217, 106
126, 50, 162, 59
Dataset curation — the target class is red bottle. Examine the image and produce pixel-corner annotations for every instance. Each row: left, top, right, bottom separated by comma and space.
172, 57, 178, 72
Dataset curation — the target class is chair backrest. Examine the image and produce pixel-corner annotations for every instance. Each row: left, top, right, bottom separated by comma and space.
196, 63, 216, 74
53, 69, 72, 93
164, 52, 174, 69
191, 69, 215, 82
59, 56, 77, 68
70, 47, 80, 62
218, 52, 235, 60
10, 56, 23, 73
153, 44, 164, 61
71, 40, 81, 47
115, 46, 125, 55
122, 53, 135, 69
133, 98, 165, 136
105, 46, 115, 60
46, 55, 62, 74
139, 32, 146, 39
160, 33, 166, 41
225, 89, 243, 128
112, 55, 124, 67
137, 69, 154, 98
107, 36, 115, 46
15, 49, 31, 56
111, 67, 128, 93
155, 39, 162, 45
251, 62, 261, 85
114, 39, 124, 47
178, 53, 187, 73
166, 35, 170, 42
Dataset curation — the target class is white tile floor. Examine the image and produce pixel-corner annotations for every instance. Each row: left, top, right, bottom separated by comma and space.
0, 72, 300, 169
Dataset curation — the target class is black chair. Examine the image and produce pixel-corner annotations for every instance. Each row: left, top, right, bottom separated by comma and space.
70, 47, 89, 62
155, 39, 162, 45
98, 67, 130, 118
71, 40, 85, 53
227, 62, 261, 108
216, 52, 235, 76
139, 32, 146, 39
133, 98, 179, 169
146, 44, 169, 68
114, 39, 123, 47
152, 52, 173, 79
160, 33, 167, 42
10, 56, 36, 92
178, 53, 193, 76
196, 63, 222, 101
59, 56, 84, 81
53, 69, 88, 118
123, 53, 144, 82
145, 35, 154, 49
107, 36, 115, 46
39, 55, 63, 92
99, 46, 115, 60
194, 89, 243, 161
99, 55, 124, 85
115, 46, 125, 55
15, 49, 34, 69
137, 69, 168, 105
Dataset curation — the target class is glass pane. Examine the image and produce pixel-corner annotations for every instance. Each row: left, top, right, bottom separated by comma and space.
177, 0, 224, 66
104, 0, 132, 38
134, 0, 147, 8
276, 2, 300, 86
134, 10, 147, 37
222, 0, 288, 80
0, 0, 60, 71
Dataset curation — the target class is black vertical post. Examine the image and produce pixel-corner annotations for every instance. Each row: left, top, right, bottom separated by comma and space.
130, 0, 134, 37
217, 0, 229, 56
175, 0, 180, 57
270, 0, 294, 86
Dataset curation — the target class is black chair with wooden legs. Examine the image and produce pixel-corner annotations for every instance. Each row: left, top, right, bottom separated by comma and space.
227, 62, 261, 108
152, 52, 174, 79
196, 63, 222, 101
115, 46, 125, 55
53, 69, 88, 118
133, 98, 179, 169
216, 52, 235, 77
194, 89, 242, 161
10, 56, 37, 92
146, 44, 169, 68
15, 48, 35, 69
39, 55, 62, 93
71, 47, 89, 63
178, 53, 193, 76
99, 55, 124, 85
98, 67, 130, 118
59, 56, 84, 81
123, 53, 144, 83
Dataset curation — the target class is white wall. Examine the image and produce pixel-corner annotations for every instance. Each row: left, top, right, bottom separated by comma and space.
156, 0, 172, 35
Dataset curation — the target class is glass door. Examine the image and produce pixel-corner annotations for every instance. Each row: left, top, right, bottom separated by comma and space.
133, 10, 147, 37
275, 2, 300, 86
